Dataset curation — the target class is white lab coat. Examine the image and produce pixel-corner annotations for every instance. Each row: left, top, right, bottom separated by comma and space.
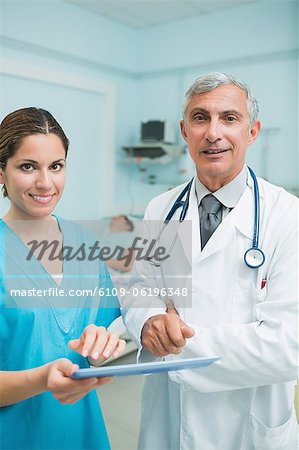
122, 170, 298, 450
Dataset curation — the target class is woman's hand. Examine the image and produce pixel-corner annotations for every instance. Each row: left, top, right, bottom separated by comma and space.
46, 358, 113, 404
68, 324, 126, 365
0, 358, 114, 407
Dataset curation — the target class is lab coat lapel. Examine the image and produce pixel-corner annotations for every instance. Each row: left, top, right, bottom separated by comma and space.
200, 215, 236, 260
229, 183, 255, 241
201, 183, 255, 260
170, 174, 256, 264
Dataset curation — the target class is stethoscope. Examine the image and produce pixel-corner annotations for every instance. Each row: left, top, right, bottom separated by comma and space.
148, 166, 265, 270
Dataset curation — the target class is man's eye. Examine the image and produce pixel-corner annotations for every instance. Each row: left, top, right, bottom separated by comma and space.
194, 115, 206, 121
20, 163, 34, 171
226, 116, 237, 122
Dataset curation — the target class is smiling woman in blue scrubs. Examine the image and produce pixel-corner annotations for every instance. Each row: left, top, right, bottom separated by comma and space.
0, 107, 125, 449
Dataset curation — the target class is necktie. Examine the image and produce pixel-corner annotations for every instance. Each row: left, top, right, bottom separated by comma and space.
200, 194, 223, 250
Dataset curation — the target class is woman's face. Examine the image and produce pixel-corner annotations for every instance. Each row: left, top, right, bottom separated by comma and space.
0, 133, 66, 220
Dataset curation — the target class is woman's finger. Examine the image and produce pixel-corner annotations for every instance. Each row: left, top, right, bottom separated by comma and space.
90, 328, 109, 360
112, 339, 126, 358
68, 338, 81, 351
56, 377, 113, 404
101, 333, 119, 360
49, 373, 97, 394
57, 389, 90, 404
80, 325, 98, 357
95, 376, 114, 386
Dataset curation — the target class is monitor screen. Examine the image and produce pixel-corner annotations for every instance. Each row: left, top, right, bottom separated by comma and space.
141, 121, 164, 141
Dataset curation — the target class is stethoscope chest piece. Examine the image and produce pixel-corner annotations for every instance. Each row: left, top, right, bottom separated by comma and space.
244, 247, 265, 269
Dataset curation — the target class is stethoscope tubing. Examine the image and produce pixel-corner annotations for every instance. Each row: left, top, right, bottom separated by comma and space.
164, 178, 193, 223
149, 166, 265, 270
247, 166, 260, 249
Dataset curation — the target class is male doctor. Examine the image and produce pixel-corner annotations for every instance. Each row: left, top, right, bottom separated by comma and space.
123, 72, 298, 450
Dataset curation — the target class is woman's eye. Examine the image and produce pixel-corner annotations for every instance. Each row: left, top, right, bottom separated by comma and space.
51, 163, 63, 172
20, 163, 34, 171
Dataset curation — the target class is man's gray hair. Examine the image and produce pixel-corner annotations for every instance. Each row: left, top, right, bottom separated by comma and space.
182, 72, 259, 126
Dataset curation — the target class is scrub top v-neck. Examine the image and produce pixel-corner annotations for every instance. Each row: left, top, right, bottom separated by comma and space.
0, 218, 120, 450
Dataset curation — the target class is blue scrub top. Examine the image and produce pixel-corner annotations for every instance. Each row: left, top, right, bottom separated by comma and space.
0, 218, 121, 449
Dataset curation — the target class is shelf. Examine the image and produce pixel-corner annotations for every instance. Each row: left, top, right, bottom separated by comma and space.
122, 143, 184, 165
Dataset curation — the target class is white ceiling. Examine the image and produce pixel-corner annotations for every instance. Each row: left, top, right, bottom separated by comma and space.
67, 0, 259, 29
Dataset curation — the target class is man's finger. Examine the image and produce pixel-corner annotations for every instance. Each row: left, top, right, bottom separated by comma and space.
142, 314, 188, 355
142, 319, 171, 356
166, 306, 179, 315
180, 324, 195, 339
164, 315, 186, 348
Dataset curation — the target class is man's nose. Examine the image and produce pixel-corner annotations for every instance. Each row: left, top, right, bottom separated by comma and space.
205, 119, 223, 142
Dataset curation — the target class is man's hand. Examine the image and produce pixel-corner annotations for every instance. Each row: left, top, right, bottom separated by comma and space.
141, 308, 195, 357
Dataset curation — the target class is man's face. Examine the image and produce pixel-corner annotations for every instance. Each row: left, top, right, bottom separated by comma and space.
180, 84, 260, 190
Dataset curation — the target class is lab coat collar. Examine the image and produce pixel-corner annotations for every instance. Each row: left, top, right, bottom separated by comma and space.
176, 167, 263, 262
176, 176, 244, 264
201, 168, 263, 258
195, 165, 248, 208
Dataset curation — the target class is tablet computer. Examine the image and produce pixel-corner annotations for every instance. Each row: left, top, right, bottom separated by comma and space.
71, 356, 220, 379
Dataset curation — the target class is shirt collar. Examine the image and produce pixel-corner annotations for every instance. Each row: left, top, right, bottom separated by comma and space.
195, 165, 248, 208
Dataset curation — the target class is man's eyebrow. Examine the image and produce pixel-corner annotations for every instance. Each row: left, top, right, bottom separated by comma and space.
189, 108, 209, 115
221, 109, 243, 116
189, 108, 243, 116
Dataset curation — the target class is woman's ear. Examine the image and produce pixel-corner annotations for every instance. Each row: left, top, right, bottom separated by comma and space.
0, 169, 5, 184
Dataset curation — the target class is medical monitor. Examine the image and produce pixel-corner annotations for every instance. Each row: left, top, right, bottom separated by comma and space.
141, 120, 175, 144
141, 121, 164, 141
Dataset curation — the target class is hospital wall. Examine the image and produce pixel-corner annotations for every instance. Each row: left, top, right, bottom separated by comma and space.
0, 0, 140, 219
120, 0, 298, 214
0, 0, 298, 218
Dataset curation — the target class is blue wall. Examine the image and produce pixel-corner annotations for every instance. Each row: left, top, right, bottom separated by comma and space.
0, 0, 140, 218
120, 0, 298, 213
0, 0, 298, 217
